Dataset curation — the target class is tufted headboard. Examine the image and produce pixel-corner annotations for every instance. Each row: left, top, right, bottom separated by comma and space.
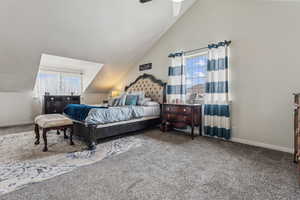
125, 74, 166, 103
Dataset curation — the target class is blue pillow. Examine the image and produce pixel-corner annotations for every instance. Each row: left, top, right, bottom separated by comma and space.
113, 98, 120, 107
125, 95, 139, 106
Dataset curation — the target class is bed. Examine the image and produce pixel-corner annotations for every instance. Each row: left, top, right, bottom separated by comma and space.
68, 74, 166, 150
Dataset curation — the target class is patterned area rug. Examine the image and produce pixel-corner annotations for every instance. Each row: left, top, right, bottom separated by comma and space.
0, 131, 142, 195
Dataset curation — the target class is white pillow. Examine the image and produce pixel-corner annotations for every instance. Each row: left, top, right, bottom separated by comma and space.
140, 97, 151, 105
143, 101, 159, 106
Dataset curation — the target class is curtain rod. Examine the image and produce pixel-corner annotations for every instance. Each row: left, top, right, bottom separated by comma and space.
184, 40, 232, 54
169, 40, 232, 57
183, 46, 208, 54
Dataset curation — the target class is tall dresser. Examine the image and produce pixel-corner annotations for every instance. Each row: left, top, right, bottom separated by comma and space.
44, 95, 81, 114
160, 104, 202, 139
294, 93, 300, 183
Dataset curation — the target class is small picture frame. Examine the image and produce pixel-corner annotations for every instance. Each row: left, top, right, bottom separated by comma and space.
139, 63, 152, 71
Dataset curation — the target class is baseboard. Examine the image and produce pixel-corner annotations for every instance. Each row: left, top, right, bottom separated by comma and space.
0, 121, 34, 128
231, 137, 293, 154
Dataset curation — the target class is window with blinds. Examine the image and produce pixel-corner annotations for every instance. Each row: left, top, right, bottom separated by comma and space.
34, 69, 82, 97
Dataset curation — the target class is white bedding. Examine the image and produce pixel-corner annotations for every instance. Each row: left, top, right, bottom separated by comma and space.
141, 106, 161, 117
96, 116, 160, 128
88, 104, 160, 118
84, 104, 160, 125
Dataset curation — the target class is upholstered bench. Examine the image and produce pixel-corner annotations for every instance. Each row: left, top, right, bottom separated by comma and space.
34, 114, 74, 152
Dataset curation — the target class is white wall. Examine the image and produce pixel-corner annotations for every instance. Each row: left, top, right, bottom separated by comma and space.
0, 92, 108, 127
0, 92, 35, 127
119, 0, 300, 152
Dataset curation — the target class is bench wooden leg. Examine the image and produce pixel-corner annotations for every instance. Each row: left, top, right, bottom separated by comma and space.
70, 127, 74, 146
42, 129, 48, 152
34, 124, 40, 145
63, 128, 69, 139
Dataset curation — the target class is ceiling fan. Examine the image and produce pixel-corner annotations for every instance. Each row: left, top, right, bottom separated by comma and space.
140, 0, 185, 17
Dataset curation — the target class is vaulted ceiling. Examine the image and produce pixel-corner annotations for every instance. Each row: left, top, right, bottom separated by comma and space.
0, 0, 196, 92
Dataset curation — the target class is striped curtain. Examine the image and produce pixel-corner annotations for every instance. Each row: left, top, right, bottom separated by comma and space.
167, 52, 186, 104
204, 41, 231, 139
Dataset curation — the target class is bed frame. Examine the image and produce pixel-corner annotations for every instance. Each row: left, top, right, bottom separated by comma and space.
73, 73, 166, 150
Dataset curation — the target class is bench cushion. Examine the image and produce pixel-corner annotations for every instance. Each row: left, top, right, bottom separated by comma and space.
35, 114, 73, 128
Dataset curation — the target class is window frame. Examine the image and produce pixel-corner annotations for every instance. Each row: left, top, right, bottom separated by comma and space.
184, 51, 209, 103
35, 68, 83, 96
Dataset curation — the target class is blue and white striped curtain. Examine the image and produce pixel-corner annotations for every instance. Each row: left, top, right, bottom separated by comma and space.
167, 53, 186, 104
204, 41, 231, 139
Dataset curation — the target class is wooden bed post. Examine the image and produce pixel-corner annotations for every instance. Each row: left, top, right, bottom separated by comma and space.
163, 83, 167, 104
87, 125, 97, 150
294, 93, 299, 163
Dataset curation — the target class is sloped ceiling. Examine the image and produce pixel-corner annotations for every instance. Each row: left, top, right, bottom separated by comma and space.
0, 0, 196, 92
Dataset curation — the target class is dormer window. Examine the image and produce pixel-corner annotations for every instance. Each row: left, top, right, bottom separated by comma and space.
34, 69, 83, 96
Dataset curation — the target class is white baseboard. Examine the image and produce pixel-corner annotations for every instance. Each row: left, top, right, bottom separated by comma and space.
231, 137, 293, 154
0, 121, 34, 128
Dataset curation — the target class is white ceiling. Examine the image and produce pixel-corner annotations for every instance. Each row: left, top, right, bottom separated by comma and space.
0, 0, 196, 92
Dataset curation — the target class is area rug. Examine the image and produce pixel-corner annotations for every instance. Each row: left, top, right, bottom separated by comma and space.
0, 131, 142, 195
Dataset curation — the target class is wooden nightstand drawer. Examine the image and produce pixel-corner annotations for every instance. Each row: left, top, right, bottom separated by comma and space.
164, 105, 192, 114
164, 113, 191, 122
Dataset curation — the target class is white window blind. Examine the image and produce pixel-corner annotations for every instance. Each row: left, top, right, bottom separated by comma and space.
34, 69, 83, 97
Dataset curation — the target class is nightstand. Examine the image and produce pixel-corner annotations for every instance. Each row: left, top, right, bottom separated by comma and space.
160, 103, 202, 139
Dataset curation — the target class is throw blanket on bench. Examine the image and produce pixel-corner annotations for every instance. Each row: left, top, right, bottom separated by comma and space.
64, 104, 108, 121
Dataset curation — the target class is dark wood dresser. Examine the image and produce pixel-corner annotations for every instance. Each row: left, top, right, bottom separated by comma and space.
294, 93, 300, 182
44, 95, 81, 114
161, 104, 202, 139
294, 93, 300, 175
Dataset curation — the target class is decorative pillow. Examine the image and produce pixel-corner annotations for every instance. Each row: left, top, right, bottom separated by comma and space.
117, 93, 127, 106
128, 91, 145, 105
125, 95, 139, 106
112, 98, 120, 107
143, 101, 159, 106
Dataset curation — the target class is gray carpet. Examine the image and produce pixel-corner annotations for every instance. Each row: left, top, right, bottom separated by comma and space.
0, 124, 33, 136
0, 128, 299, 200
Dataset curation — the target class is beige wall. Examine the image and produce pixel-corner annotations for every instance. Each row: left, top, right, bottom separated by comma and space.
81, 93, 108, 105
119, 0, 300, 152
0, 92, 108, 127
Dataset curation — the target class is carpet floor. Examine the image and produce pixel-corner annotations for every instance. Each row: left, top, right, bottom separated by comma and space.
0, 128, 299, 200
0, 124, 33, 136
0, 131, 142, 195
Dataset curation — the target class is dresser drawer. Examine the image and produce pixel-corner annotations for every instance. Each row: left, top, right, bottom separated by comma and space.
164, 105, 192, 114
164, 113, 192, 123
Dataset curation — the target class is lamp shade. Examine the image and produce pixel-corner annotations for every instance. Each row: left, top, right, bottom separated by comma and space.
111, 90, 121, 98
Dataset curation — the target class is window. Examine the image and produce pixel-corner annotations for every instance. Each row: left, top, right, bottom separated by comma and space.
34, 69, 82, 97
185, 52, 208, 104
